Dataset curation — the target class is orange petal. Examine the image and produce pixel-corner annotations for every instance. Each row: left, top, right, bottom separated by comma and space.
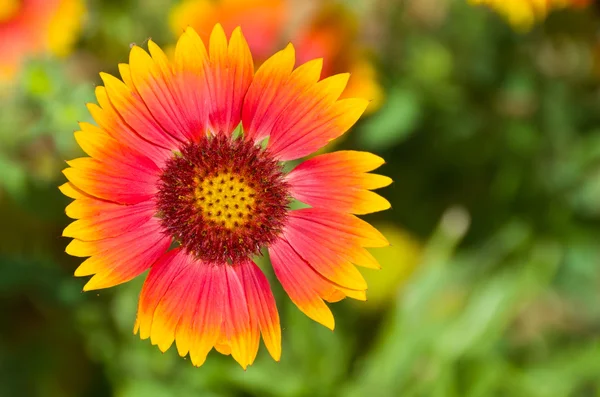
220, 265, 254, 369
288, 208, 388, 248
67, 217, 171, 291
74, 122, 161, 174
100, 72, 183, 150
235, 259, 281, 361
135, 250, 277, 368
287, 150, 392, 214
171, 25, 254, 138
286, 208, 386, 270
59, 182, 87, 199
242, 43, 296, 142
148, 251, 197, 353
89, 86, 171, 168
63, 157, 158, 205
207, 25, 254, 135
269, 238, 337, 330
134, 249, 188, 340
242, 46, 367, 160
63, 198, 155, 241
128, 42, 196, 142
283, 222, 367, 292
135, 249, 225, 364
268, 97, 368, 161
169, 0, 285, 63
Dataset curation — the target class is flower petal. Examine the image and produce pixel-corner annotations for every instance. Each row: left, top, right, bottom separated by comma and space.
218, 264, 254, 369
63, 123, 160, 205
242, 45, 314, 143
128, 42, 196, 142
169, 0, 286, 63
100, 72, 183, 150
288, 208, 389, 248
269, 237, 340, 330
59, 182, 87, 199
134, 249, 186, 341
182, 268, 228, 367
63, 157, 158, 205
63, 198, 155, 241
345, 247, 381, 270
173, 25, 254, 138
135, 250, 263, 368
242, 44, 367, 160
172, 25, 211, 140
285, 208, 386, 270
149, 252, 203, 353
66, 217, 170, 291
73, 122, 160, 174
287, 150, 392, 214
89, 86, 171, 168
283, 220, 367, 291
135, 249, 222, 359
207, 24, 254, 135
234, 259, 281, 361
291, 150, 387, 174
268, 97, 368, 161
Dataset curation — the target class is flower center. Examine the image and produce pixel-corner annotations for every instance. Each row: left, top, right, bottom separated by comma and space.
194, 172, 256, 229
156, 134, 290, 264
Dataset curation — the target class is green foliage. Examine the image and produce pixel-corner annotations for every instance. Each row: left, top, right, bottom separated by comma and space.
2, 0, 600, 396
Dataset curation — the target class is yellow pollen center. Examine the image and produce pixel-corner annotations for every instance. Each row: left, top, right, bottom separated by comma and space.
0, 0, 20, 23
194, 172, 256, 229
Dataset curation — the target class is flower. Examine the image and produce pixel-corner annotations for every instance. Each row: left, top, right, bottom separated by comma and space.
468, 0, 591, 30
0, 0, 85, 81
61, 24, 391, 369
169, 0, 383, 112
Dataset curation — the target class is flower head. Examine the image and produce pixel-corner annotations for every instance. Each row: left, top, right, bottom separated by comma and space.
468, 0, 591, 30
62, 25, 391, 369
0, 0, 85, 81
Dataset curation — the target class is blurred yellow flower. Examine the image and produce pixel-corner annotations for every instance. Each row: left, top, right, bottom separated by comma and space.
359, 224, 423, 309
0, 0, 85, 81
468, 0, 591, 31
170, 0, 383, 113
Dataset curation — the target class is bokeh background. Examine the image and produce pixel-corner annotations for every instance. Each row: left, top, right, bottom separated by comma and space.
2, 0, 600, 396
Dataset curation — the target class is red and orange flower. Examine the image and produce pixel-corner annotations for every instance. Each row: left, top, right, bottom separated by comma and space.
0, 0, 85, 81
61, 25, 391, 368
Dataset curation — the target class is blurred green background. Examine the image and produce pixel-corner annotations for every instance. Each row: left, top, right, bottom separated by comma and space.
2, 0, 600, 396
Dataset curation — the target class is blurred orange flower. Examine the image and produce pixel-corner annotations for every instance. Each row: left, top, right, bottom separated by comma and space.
0, 0, 85, 81
170, 0, 383, 112
468, 0, 591, 31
